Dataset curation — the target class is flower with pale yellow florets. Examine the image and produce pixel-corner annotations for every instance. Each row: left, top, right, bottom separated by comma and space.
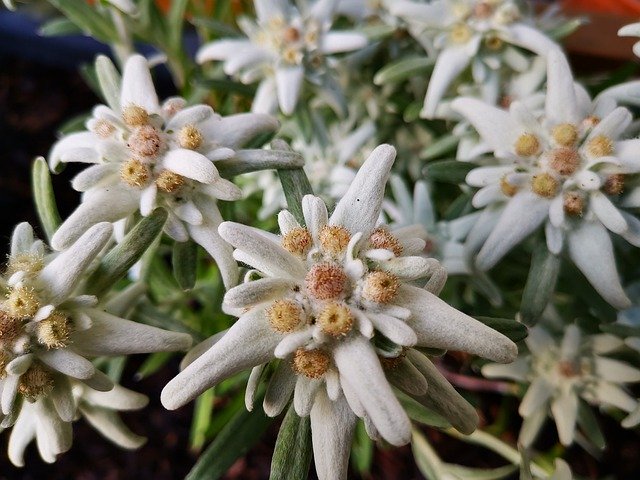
483, 324, 640, 448
49, 55, 281, 288
161, 145, 517, 480
196, 0, 368, 115
453, 49, 640, 309
0, 222, 191, 464
390, 0, 558, 118
5, 381, 149, 466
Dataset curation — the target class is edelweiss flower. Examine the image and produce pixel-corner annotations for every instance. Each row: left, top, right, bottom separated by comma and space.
452, 50, 640, 308
161, 145, 517, 479
196, 0, 368, 115
390, 0, 558, 118
49, 55, 280, 287
6, 381, 148, 466
386, 177, 502, 305
483, 324, 640, 447
0, 222, 191, 463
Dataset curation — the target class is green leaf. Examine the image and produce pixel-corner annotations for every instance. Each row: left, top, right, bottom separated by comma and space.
168, 0, 189, 51
577, 400, 606, 450
397, 392, 450, 429
474, 317, 528, 343
135, 351, 172, 379
194, 76, 257, 96
444, 464, 518, 480
139, 0, 169, 42
411, 429, 447, 480
95, 55, 122, 112
47, 0, 117, 42
600, 323, 640, 338
520, 243, 560, 326
351, 421, 374, 475
85, 209, 168, 297
216, 149, 304, 178
270, 405, 313, 480
133, 300, 203, 340
421, 134, 459, 160
191, 17, 242, 37
273, 141, 313, 225
173, 240, 198, 291
186, 402, 273, 480
190, 388, 215, 451
547, 17, 587, 41
39, 17, 82, 36
31, 157, 62, 243
423, 159, 475, 184
57, 113, 91, 135
374, 56, 435, 85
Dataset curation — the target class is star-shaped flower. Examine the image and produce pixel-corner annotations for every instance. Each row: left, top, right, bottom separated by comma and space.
196, 0, 368, 115
0, 222, 191, 464
161, 144, 517, 479
49, 55, 280, 288
452, 49, 640, 308
483, 324, 640, 447
390, 0, 558, 118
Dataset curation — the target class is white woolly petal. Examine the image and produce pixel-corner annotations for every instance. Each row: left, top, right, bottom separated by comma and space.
398, 285, 517, 363
302, 195, 329, 243
551, 391, 578, 446
202, 112, 279, 149
264, 361, 296, 417
476, 192, 549, 270
161, 307, 280, 410
330, 144, 396, 235
8, 408, 36, 467
310, 391, 357, 480
333, 336, 411, 446
80, 405, 146, 449
246, 365, 265, 411
120, 55, 160, 114
366, 312, 417, 347
196, 39, 254, 63
224, 278, 296, 310
321, 32, 367, 54
546, 49, 581, 125
276, 66, 304, 115
519, 377, 553, 416
39, 349, 96, 379
590, 191, 628, 234
39, 222, 113, 305
166, 105, 214, 131
567, 221, 631, 309
293, 377, 321, 417
162, 149, 219, 184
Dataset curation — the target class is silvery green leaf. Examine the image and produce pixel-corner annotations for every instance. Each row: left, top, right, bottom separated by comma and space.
444, 464, 518, 480
475, 317, 528, 343
86, 208, 168, 297
374, 56, 435, 86
397, 392, 450, 429
411, 429, 447, 480
39, 18, 82, 36
95, 55, 122, 113
168, 0, 189, 51
31, 157, 62, 243
520, 243, 560, 326
191, 18, 242, 37
48, 0, 118, 42
547, 18, 587, 40
360, 24, 396, 41
577, 400, 605, 450
216, 150, 304, 178
423, 159, 476, 184
186, 400, 272, 480
351, 422, 374, 475
269, 405, 312, 480
421, 134, 460, 160
135, 351, 172, 380
132, 300, 202, 340
173, 240, 198, 291
190, 388, 215, 451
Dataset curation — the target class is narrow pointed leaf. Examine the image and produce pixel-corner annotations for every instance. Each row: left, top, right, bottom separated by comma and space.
216, 150, 304, 178
374, 56, 435, 86
474, 317, 528, 343
173, 240, 198, 291
520, 243, 560, 326
31, 157, 62, 242
269, 405, 313, 480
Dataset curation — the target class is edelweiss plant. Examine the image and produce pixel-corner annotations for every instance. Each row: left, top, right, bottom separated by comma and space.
453, 49, 640, 308
161, 144, 517, 479
0, 222, 191, 464
49, 54, 283, 288
483, 323, 640, 447
196, 0, 367, 115
390, 0, 558, 117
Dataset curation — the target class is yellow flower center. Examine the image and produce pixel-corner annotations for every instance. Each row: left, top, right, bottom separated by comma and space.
36, 312, 72, 349
7, 285, 40, 319
93, 119, 116, 138
120, 159, 151, 188
293, 348, 330, 378
552, 124, 578, 146
267, 300, 303, 333
563, 191, 584, 216
319, 225, 351, 256
18, 363, 54, 401
500, 175, 518, 197
603, 174, 625, 196
122, 105, 150, 127
305, 263, 348, 300
549, 147, 580, 176
586, 135, 614, 158
156, 170, 185, 193
0, 310, 22, 343
368, 227, 403, 256
128, 125, 162, 157
282, 227, 313, 256
450, 24, 473, 44
514, 133, 540, 157
317, 302, 353, 337
362, 271, 399, 304
531, 173, 559, 198
178, 124, 204, 150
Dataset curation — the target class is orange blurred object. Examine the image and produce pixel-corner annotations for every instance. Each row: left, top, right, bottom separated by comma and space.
562, 0, 640, 15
